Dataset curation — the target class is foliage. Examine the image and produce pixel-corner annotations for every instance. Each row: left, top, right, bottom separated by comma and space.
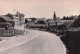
62, 16, 75, 20
71, 15, 80, 27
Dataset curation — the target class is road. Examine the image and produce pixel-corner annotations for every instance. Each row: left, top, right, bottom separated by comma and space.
0, 29, 66, 54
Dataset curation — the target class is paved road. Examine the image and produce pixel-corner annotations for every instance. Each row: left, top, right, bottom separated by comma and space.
0, 29, 66, 54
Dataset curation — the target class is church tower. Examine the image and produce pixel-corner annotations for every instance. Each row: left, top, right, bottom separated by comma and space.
53, 11, 57, 27
53, 11, 57, 20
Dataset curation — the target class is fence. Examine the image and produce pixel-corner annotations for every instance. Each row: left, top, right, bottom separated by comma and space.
0, 27, 24, 37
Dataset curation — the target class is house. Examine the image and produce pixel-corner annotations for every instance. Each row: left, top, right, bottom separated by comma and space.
46, 19, 74, 31
0, 15, 15, 27
25, 18, 37, 27
46, 19, 74, 27
34, 19, 46, 29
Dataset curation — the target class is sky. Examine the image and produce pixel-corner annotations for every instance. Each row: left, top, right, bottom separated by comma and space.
0, 0, 80, 19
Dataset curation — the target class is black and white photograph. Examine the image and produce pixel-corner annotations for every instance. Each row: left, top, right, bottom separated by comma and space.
0, 0, 80, 54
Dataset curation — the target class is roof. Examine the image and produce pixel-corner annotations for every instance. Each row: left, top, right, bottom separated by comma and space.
0, 15, 14, 22
47, 19, 74, 23
0, 22, 11, 25
61, 20, 74, 27
46, 19, 74, 26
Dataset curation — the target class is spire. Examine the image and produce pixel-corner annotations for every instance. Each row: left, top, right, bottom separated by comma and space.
53, 11, 56, 20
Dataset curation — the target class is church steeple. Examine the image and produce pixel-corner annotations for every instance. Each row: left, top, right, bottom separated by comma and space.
53, 11, 56, 20
53, 11, 58, 27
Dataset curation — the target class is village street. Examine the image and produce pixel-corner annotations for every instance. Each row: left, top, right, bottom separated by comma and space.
0, 29, 66, 54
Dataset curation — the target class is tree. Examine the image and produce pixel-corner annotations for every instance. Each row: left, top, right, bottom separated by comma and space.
62, 16, 66, 20
69, 15, 74, 20
72, 15, 80, 27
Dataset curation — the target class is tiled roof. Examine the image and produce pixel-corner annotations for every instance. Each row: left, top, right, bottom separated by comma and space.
0, 22, 11, 25
0, 15, 14, 21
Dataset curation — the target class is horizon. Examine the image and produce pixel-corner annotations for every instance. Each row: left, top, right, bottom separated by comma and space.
0, 0, 80, 19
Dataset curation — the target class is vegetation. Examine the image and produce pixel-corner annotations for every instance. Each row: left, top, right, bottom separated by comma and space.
71, 15, 80, 27
0, 27, 24, 37
62, 15, 77, 20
